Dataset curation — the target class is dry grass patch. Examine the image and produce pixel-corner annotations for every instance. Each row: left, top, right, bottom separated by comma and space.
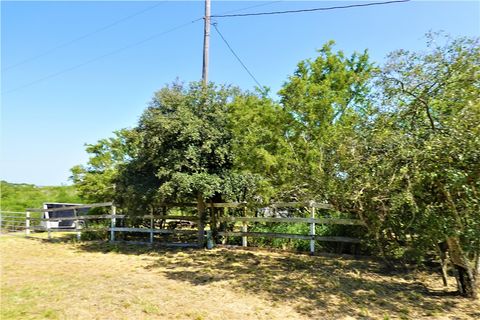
1, 235, 479, 319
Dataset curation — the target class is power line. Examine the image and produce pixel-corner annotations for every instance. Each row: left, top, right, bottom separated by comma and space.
3, 0, 283, 94
211, 0, 410, 18
2, 20, 199, 95
3, 0, 410, 94
212, 22, 263, 89
191, 1, 285, 23
2, 1, 166, 71
219, 1, 284, 15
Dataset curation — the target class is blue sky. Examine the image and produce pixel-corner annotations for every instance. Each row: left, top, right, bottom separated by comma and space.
1, 1, 479, 186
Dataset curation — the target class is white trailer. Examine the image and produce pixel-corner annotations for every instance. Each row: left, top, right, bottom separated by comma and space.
41, 203, 87, 229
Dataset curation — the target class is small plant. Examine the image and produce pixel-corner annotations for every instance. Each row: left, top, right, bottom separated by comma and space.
80, 222, 109, 241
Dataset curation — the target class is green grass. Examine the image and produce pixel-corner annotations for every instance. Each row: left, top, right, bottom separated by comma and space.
1, 180, 81, 212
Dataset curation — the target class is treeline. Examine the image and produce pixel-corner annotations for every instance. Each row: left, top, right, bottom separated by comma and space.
71, 33, 480, 297
0, 181, 81, 212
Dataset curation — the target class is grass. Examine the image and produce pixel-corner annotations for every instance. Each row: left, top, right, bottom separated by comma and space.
0, 180, 81, 212
1, 235, 479, 319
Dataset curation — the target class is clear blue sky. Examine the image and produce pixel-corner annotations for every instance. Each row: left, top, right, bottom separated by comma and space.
1, 1, 479, 186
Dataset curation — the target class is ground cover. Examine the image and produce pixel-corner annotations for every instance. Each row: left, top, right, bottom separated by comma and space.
1, 235, 478, 319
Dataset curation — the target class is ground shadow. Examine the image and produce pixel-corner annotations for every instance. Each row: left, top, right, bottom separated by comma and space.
67, 240, 480, 319
146, 249, 455, 318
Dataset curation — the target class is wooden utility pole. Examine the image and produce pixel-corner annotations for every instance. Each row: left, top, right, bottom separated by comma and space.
202, 0, 211, 86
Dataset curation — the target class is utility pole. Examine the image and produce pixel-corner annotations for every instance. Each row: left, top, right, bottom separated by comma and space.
202, 0, 211, 86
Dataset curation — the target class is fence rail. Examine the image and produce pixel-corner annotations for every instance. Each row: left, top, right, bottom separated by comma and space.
218, 231, 361, 243
28, 214, 126, 221
209, 202, 334, 209
10, 200, 365, 254
26, 202, 113, 213
27, 214, 200, 222
270, 202, 333, 209
0, 211, 27, 234
215, 202, 363, 252
111, 227, 197, 235
218, 216, 365, 225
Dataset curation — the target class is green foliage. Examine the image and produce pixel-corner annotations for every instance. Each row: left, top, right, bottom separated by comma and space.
332, 33, 480, 267
249, 223, 311, 251
80, 222, 110, 241
114, 81, 265, 213
0, 181, 81, 212
278, 41, 374, 200
70, 35, 480, 295
228, 92, 292, 200
71, 128, 139, 203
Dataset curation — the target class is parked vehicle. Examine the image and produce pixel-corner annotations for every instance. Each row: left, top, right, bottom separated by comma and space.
41, 203, 88, 230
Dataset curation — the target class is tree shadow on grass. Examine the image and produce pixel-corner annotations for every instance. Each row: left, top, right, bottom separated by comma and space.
60, 240, 480, 318
142, 248, 443, 318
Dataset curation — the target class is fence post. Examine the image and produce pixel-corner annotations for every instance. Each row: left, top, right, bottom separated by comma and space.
74, 209, 81, 241
47, 211, 52, 240
221, 207, 227, 245
150, 214, 154, 244
210, 202, 217, 244
25, 211, 30, 236
197, 194, 206, 247
242, 207, 248, 247
310, 204, 316, 255
110, 205, 116, 243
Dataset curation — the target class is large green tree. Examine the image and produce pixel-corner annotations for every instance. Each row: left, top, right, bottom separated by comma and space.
278, 41, 374, 200
334, 34, 480, 297
113, 82, 263, 213
228, 91, 292, 201
71, 35, 480, 297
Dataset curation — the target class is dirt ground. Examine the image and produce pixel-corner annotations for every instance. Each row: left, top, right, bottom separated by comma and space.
1, 235, 479, 320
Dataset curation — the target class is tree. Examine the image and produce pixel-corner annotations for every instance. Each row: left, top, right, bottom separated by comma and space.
113, 81, 259, 213
228, 90, 293, 201
278, 41, 374, 200
70, 35, 480, 297
335, 34, 480, 297
70, 128, 139, 203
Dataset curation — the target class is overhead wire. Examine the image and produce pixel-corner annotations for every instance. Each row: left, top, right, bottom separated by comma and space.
219, 1, 284, 15
211, 0, 410, 18
2, 1, 166, 71
4, 0, 412, 94
211, 22, 263, 89
4, 1, 285, 94
3, 20, 199, 94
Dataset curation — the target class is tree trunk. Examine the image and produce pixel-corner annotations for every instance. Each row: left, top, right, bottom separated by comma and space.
197, 193, 206, 248
474, 251, 480, 280
374, 230, 394, 268
446, 237, 477, 298
456, 265, 477, 298
436, 242, 449, 287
